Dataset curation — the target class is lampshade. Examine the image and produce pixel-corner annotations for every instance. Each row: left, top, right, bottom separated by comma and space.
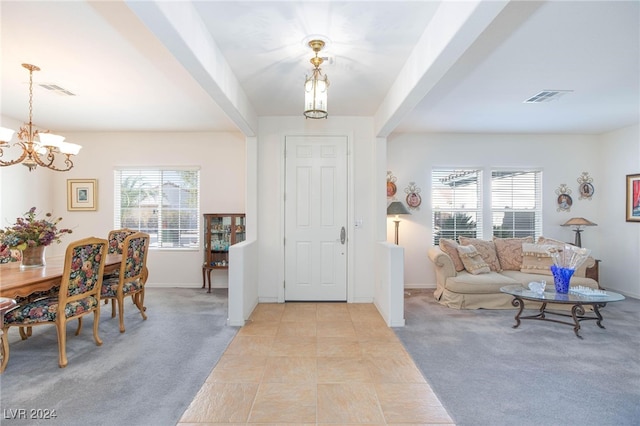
561, 217, 597, 227
387, 201, 410, 216
561, 217, 596, 247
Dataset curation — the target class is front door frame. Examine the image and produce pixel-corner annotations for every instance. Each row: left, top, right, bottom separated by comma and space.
279, 132, 354, 303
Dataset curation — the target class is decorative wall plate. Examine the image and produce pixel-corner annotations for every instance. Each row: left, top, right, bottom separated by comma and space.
387, 171, 397, 198
404, 181, 422, 210
577, 172, 594, 200
555, 184, 572, 212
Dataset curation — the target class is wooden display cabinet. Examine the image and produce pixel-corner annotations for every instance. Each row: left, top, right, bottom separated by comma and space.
202, 213, 246, 292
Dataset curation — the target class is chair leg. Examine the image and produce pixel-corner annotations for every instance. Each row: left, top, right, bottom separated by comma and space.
56, 322, 68, 368
75, 317, 83, 336
19, 327, 28, 340
0, 328, 10, 373
93, 310, 102, 346
111, 299, 116, 318
134, 293, 147, 321
117, 297, 126, 333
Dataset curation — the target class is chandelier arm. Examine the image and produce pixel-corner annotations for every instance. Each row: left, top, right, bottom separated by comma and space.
31, 147, 73, 172
0, 142, 30, 167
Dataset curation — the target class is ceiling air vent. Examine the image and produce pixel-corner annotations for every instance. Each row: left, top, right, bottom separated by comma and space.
39, 83, 76, 97
524, 90, 572, 103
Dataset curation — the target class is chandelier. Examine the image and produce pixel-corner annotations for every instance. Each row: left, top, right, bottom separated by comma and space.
0, 63, 81, 172
303, 40, 329, 119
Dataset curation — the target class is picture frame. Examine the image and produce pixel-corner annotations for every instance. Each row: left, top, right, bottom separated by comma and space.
67, 179, 98, 211
626, 173, 640, 222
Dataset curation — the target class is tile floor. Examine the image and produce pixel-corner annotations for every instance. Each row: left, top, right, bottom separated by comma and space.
178, 302, 454, 425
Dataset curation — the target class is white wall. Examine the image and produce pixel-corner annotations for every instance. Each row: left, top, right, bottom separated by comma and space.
387, 132, 612, 289
0, 127, 246, 288
256, 116, 379, 303
599, 124, 640, 297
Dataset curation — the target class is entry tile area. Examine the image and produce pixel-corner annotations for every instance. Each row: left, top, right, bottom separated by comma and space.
178, 303, 454, 425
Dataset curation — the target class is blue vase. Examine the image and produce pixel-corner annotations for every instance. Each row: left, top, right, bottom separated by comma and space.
550, 265, 574, 294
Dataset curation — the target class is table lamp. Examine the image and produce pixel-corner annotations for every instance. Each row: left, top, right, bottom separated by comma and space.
561, 217, 597, 247
387, 201, 411, 245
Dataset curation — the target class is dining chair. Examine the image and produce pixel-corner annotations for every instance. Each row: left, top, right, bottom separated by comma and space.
104, 228, 136, 312
2, 237, 108, 369
0, 298, 17, 373
100, 232, 150, 333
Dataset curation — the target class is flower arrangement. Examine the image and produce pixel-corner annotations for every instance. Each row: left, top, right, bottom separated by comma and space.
546, 244, 591, 293
0, 207, 72, 251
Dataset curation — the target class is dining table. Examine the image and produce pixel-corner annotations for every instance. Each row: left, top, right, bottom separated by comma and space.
0, 254, 122, 299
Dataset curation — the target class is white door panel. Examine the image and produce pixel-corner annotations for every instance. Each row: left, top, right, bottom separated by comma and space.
285, 135, 347, 301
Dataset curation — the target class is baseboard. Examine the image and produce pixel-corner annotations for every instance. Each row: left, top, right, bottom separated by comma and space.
405, 284, 436, 290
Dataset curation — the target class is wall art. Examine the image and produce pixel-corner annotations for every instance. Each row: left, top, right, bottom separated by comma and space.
626, 173, 640, 222
404, 181, 422, 210
555, 183, 572, 212
67, 179, 98, 211
577, 172, 594, 200
387, 171, 397, 198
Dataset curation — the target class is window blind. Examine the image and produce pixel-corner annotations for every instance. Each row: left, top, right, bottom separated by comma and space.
431, 168, 483, 245
114, 168, 200, 249
491, 170, 542, 239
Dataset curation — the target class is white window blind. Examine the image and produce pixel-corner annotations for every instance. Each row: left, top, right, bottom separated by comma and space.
491, 170, 542, 239
114, 168, 200, 249
432, 169, 483, 245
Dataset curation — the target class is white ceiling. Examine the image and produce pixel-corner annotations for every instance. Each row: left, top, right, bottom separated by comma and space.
1, 1, 638, 137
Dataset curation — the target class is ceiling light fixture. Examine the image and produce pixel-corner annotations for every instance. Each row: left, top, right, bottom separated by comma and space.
0, 63, 81, 172
303, 39, 329, 119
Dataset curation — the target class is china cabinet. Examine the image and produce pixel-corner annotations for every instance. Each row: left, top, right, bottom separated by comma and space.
202, 213, 246, 292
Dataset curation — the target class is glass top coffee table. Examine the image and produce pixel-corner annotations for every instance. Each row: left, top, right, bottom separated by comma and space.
500, 285, 625, 339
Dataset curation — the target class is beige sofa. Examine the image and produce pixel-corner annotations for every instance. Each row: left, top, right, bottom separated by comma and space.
428, 236, 598, 309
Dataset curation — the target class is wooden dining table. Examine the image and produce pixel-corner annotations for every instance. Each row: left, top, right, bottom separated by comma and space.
0, 254, 122, 299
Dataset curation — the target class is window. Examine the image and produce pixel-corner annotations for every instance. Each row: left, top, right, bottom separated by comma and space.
432, 169, 482, 245
491, 170, 542, 239
114, 168, 200, 249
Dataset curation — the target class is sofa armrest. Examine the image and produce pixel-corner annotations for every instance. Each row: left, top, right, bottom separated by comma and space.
428, 246, 458, 300
574, 255, 595, 278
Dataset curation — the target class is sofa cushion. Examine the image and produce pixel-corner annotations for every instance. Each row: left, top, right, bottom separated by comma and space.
439, 238, 465, 272
493, 236, 533, 270
444, 271, 520, 294
458, 237, 502, 271
521, 243, 557, 275
456, 245, 490, 275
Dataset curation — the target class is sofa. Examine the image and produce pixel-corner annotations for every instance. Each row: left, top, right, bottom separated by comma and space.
428, 236, 598, 309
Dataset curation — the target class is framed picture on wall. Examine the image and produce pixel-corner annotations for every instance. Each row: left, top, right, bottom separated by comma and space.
67, 179, 98, 211
626, 174, 640, 222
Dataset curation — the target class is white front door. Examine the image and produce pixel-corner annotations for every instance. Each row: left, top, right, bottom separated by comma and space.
284, 135, 348, 301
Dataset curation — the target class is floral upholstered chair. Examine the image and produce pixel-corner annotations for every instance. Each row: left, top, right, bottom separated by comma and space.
107, 228, 136, 255
2, 237, 108, 369
104, 228, 136, 311
101, 232, 150, 333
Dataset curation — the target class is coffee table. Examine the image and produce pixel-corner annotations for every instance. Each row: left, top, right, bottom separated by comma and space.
500, 285, 625, 339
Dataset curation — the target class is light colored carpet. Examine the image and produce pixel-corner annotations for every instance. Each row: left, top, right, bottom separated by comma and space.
0, 287, 238, 426
395, 289, 640, 426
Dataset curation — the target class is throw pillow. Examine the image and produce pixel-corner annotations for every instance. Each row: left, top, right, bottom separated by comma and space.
493, 236, 533, 270
456, 244, 490, 275
458, 236, 502, 272
537, 236, 566, 248
439, 238, 465, 272
521, 243, 558, 275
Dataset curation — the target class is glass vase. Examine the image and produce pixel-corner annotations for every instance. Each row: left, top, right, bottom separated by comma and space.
550, 265, 574, 294
20, 245, 46, 269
